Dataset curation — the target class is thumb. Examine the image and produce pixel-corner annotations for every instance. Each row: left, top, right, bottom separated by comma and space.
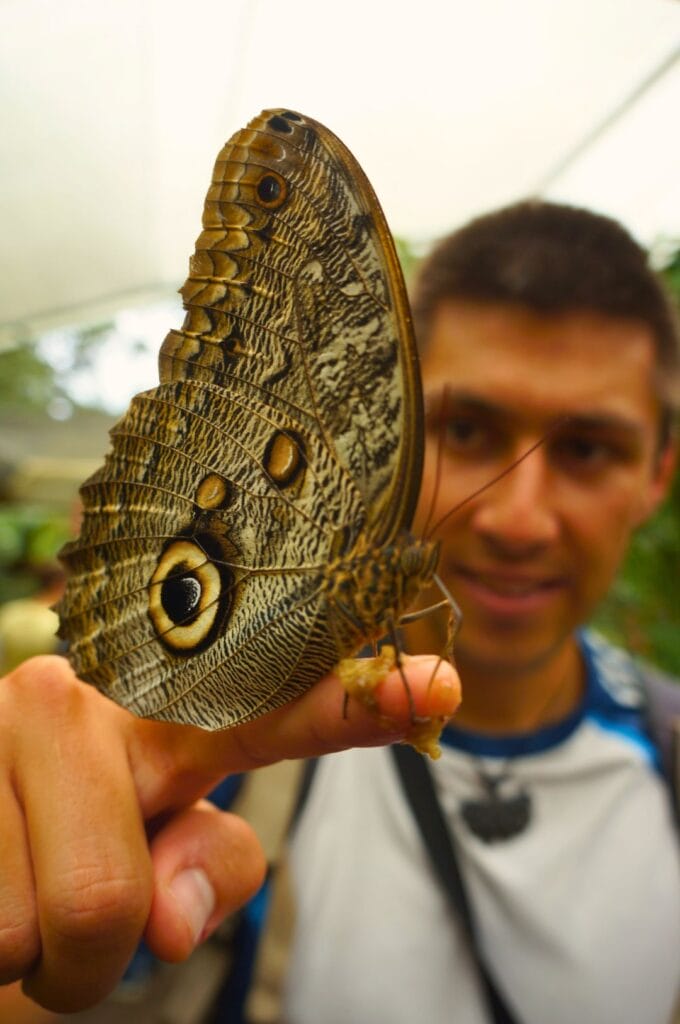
144, 800, 266, 962
136, 655, 460, 960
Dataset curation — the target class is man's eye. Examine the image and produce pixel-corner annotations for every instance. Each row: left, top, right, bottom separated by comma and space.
445, 417, 485, 448
554, 436, 614, 469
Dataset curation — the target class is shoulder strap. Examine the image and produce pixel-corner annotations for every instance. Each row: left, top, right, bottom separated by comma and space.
391, 743, 521, 1024
639, 665, 680, 822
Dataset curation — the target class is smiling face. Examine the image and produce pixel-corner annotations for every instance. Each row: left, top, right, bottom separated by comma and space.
412, 300, 675, 681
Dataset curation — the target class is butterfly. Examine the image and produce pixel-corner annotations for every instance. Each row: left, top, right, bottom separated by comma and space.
56, 108, 443, 732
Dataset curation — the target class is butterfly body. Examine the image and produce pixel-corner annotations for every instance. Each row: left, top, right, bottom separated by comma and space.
57, 108, 433, 730
326, 533, 440, 650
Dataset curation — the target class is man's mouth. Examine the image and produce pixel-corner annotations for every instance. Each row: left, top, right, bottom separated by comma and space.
450, 565, 567, 615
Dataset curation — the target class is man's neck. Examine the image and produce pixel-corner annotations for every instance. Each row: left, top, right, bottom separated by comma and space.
449, 639, 585, 735
404, 620, 586, 736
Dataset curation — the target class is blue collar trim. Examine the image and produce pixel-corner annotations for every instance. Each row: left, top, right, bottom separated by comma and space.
441, 630, 647, 759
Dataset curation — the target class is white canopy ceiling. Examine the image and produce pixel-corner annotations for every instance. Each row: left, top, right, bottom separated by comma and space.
1, 0, 679, 346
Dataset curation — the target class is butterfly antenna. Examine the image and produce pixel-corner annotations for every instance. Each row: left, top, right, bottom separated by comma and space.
420, 384, 449, 538
387, 618, 419, 724
425, 418, 569, 540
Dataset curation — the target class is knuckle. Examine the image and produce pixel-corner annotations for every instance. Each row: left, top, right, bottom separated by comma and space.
9, 654, 73, 687
0, 916, 40, 983
5, 655, 80, 714
46, 869, 150, 946
230, 721, 278, 768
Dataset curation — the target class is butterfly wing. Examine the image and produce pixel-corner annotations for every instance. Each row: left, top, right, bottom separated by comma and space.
57, 109, 423, 728
161, 109, 423, 540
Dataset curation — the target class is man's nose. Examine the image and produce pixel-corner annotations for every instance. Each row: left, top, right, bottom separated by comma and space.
470, 451, 558, 551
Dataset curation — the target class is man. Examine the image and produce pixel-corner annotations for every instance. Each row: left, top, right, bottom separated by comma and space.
231, 201, 680, 1024
1, 200, 678, 1023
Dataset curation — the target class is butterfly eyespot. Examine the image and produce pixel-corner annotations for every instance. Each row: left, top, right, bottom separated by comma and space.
195, 473, 233, 510
162, 573, 202, 622
264, 430, 306, 488
256, 172, 287, 208
148, 539, 234, 654
267, 114, 294, 133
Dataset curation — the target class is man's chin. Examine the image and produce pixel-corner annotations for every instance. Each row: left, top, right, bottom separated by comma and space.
454, 631, 577, 681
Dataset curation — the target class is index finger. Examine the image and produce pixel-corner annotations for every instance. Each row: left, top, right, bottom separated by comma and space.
128, 655, 460, 816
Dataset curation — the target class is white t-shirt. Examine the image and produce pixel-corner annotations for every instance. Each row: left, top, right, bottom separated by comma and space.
283, 634, 680, 1024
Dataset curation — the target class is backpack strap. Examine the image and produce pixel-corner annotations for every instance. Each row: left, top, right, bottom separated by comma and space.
391, 743, 521, 1024
639, 665, 680, 822
239, 751, 524, 1023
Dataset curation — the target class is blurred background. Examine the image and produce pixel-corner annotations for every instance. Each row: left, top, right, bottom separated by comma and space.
1, 0, 679, 676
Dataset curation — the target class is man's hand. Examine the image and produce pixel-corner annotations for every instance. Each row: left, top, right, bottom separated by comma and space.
0, 654, 459, 1012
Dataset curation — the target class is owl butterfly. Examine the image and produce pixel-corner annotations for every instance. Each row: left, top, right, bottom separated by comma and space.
57, 108, 445, 739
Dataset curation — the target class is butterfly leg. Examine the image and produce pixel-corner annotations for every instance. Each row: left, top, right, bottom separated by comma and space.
386, 616, 419, 724
341, 639, 380, 719
337, 644, 397, 715
398, 573, 462, 665
337, 634, 448, 760
331, 600, 452, 759
435, 572, 463, 666
390, 620, 449, 762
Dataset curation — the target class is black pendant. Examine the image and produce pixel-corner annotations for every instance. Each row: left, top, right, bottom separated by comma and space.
460, 770, 532, 843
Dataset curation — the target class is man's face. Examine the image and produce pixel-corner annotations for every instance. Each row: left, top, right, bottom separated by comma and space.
412, 300, 674, 678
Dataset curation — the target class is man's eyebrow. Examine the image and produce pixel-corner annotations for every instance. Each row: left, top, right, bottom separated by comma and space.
560, 412, 645, 437
423, 390, 645, 437
423, 391, 502, 417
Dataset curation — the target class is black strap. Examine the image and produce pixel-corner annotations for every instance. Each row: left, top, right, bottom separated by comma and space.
639, 664, 680, 825
289, 757, 320, 833
391, 744, 521, 1024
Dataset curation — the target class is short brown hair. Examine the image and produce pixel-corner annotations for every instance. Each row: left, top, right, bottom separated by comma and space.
411, 200, 680, 436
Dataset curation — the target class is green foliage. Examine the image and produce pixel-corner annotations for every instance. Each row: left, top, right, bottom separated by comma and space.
66, 321, 117, 373
0, 505, 71, 603
591, 250, 680, 675
0, 322, 115, 602
593, 469, 680, 673
0, 342, 61, 409
0, 319, 115, 412
661, 246, 680, 296
395, 236, 421, 285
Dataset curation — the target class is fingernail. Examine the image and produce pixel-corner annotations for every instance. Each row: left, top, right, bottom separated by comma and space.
168, 867, 216, 944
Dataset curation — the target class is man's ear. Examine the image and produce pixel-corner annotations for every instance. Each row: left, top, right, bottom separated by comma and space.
636, 437, 677, 526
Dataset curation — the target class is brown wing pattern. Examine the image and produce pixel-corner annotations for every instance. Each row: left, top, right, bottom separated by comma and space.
57, 109, 426, 729
160, 109, 422, 537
